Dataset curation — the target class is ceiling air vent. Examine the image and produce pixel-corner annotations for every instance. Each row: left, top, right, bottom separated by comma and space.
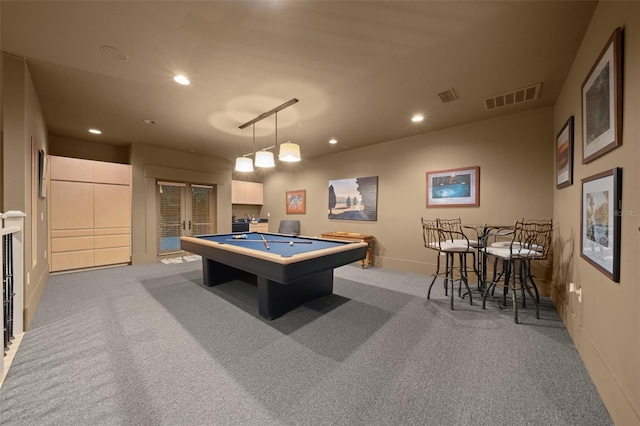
437, 88, 458, 103
484, 83, 542, 110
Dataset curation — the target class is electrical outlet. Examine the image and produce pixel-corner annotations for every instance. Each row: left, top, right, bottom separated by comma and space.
569, 282, 582, 303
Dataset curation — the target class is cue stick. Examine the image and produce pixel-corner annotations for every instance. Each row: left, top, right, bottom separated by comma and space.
261, 234, 270, 250
225, 239, 313, 244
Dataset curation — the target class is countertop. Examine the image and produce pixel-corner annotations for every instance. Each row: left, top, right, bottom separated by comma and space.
232, 218, 268, 224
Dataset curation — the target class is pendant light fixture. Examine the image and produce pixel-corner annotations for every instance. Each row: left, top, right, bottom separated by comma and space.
254, 118, 274, 168
254, 150, 275, 168
275, 109, 301, 162
278, 141, 301, 162
234, 156, 254, 172
238, 98, 302, 167
235, 123, 256, 172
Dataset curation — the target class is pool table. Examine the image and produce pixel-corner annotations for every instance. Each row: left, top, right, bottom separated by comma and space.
180, 232, 368, 320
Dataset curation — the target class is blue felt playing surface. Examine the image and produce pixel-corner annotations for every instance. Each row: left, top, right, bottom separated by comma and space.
196, 232, 344, 257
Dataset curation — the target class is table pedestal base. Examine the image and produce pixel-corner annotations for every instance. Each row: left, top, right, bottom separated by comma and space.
202, 258, 333, 320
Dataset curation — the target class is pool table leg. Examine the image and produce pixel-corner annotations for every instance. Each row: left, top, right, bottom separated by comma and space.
257, 270, 334, 320
202, 258, 243, 286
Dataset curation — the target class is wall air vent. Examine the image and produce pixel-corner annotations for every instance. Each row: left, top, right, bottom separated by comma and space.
437, 88, 458, 103
484, 83, 542, 110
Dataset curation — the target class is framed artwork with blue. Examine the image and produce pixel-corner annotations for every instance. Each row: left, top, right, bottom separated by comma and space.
426, 166, 479, 207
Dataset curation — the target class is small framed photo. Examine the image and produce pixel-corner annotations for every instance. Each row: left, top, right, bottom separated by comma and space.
426, 166, 479, 207
556, 116, 574, 189
38, 148, 48, 198
582, 27, 623, 164
581, 168, 622, 282
285, 189, 306, 214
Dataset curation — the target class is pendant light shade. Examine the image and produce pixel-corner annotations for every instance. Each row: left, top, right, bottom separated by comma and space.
237, 98, 301, 168
235, 156, 254, 172
255, 150, 275, 168
278, 141, 301, 162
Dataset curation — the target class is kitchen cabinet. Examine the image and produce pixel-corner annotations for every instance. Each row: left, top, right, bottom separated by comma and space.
231, 180, 263, 205
249, 222, 268, 233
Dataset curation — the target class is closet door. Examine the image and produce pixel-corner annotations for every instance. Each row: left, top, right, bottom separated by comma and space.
49, 155, 132, 272
50, 180, 95, 271
94, 183, 131, 266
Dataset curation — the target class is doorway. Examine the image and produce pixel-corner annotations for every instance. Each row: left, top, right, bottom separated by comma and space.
156, 181, 216, 257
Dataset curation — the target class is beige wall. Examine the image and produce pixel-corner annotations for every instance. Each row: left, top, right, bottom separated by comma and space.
263, 106, 554, 286
552, 2, 639, 425
49, 134, 130, 164
129, 143, 233, 264
2, 54, 49, 330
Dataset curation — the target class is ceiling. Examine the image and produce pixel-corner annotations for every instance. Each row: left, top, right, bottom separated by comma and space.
1, 1, 597, 165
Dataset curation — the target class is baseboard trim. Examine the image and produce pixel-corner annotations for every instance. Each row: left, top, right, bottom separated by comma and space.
552, 285, 638, 425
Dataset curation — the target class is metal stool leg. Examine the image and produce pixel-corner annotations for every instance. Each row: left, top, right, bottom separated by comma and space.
427, 253, 442, 300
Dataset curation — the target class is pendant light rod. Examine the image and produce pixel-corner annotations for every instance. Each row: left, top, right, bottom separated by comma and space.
238, 98, 299, 129
238, 145, 276, 157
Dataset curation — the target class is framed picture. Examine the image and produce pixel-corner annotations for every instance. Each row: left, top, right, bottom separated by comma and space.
582, 27, 623, 164
38, 148, 48, 198
556, 116, 574, 189
285, 189, 306, 214
328, 176, 378, 221
426, 166, 479, 207
580, 168, 622, 282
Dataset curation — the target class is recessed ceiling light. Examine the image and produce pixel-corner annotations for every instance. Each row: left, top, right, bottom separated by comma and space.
411, 115, 424, 123
329, 138, 337, 144
173, 75, 190, 85
89, 129, 102, 135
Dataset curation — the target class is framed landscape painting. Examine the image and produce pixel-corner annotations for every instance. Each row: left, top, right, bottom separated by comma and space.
426, 166, 479, 207
328, 176, 378, 221
581, 168, 622, 282
582, 27, 623, 164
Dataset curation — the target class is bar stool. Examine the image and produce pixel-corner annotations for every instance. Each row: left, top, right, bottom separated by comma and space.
482, 219, 552, 323
421, 217, 475, 310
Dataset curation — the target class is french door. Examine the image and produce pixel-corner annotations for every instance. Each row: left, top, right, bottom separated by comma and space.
156, 181, 216, 256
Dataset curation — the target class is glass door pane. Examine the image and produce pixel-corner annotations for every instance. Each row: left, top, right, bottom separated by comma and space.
156, 183, 185, 256
190, 185, 213, 236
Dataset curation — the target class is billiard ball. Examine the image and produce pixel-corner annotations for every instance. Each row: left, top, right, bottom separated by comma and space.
289, 241, 294, 246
